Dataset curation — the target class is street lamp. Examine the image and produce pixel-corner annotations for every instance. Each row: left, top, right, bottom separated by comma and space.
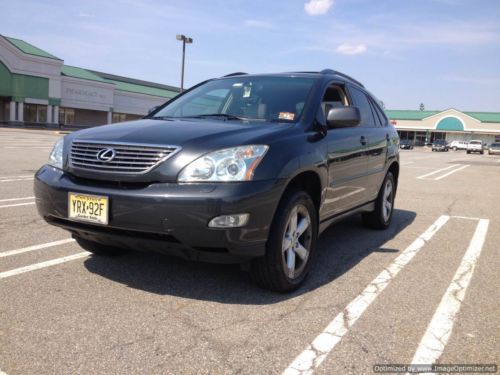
176, 34, 193, 92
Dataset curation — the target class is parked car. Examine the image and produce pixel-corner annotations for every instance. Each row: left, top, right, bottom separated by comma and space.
34, 69, 400, 292
488, 142, 500, 155
449, 140, 468, 151
467, 140, 484, 154
432, 140, 449, 152
400, 139, 414, 150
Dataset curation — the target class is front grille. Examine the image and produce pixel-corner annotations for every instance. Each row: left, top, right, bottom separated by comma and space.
69, 141, 180, 174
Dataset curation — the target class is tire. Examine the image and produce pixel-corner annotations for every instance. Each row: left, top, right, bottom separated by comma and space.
362, 172, 396, 230
74, 236, 125, 256
251, 189, 318, 292
467, 151, 470, 154
480, 151, 484, 155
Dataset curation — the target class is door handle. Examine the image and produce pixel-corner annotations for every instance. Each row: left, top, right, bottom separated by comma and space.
360, 136, 367, 145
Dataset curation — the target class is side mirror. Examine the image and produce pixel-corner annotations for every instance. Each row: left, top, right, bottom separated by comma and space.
326, 106, 361, 129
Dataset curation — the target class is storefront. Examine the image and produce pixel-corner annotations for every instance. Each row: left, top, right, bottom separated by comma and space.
0, 35, 179, 127
387, 109, 500, 145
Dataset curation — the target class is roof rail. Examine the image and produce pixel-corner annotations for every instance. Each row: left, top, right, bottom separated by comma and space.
223, 72, 247, 77
320, 69, 365, 88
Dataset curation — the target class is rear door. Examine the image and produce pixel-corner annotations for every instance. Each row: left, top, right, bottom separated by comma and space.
347, 86, 388, 201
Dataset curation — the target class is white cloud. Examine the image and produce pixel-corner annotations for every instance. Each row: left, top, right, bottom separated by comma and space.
244, 19, 273, 29
304, 0, 334, 16
78, 12, 95, 18
336, 43, 367, 55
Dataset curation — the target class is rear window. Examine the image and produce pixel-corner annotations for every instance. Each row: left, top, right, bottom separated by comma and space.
470, 141, 481, 145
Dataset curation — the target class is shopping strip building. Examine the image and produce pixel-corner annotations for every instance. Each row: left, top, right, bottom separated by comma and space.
386, 109, 500, 145
0, 35, 179, 127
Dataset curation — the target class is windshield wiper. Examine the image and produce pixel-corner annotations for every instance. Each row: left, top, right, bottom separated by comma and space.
148, 116, 175, 121
182, 114, 246, 121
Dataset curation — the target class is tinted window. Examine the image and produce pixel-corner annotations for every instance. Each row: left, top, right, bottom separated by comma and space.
368, 100, 383, 127
371, 100, 388, 126
348, 87, 376, 127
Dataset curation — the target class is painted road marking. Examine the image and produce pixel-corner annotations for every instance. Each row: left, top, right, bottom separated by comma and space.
409, 219, 489, 370
433, 164, 469, 180
416, 165, 460, 180
417, 164, 469, 180
0, 175, 33, 179
283, 215, 451, 375
0, 239, 75, 258
0, 252, 90, 279
0, 202, 35, 209
0, 196, 34, 203
0, 178, 34, 183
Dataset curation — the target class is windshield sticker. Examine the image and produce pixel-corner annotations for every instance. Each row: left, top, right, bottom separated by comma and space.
279, 112, 295, 121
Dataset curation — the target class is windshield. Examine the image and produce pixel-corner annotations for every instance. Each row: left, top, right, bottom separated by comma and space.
152, 76, 315, 123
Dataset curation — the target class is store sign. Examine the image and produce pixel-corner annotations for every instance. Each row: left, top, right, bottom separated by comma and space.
65, 87, 107, 100
495, 135, 500, 142
62, 81, 113, 107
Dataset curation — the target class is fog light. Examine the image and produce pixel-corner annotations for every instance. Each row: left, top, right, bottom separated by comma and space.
208, 214, 249, 228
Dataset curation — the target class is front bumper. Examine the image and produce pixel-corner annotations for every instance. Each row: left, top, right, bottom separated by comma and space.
34, 165, 285, 263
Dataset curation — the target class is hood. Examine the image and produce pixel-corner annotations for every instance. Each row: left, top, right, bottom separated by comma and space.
66, 118, 293, 182
73, 118, 291, 148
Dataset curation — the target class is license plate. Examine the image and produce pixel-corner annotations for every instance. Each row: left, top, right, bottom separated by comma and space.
68, 192, 109, 225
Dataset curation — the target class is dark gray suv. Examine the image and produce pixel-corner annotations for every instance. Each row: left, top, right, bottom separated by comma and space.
34, 69, 400, 292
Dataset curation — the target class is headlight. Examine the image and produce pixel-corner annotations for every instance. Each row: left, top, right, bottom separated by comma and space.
48, 138, 64, 169
178, 145, 268, 182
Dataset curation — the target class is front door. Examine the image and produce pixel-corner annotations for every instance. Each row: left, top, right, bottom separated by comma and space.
322, 84, 369, 218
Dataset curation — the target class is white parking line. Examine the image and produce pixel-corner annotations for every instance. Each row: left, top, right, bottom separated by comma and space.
0, 202, 35, 209
0, 196, 34, 203
0, 252, 90, 279
409, 219, 489, 369
0, 175, 33, 179
0, 178, 34, 183
416, 165, 460, 180
283, 215, 451, 375
0, 238, 75, 258
433, 164, 469, 180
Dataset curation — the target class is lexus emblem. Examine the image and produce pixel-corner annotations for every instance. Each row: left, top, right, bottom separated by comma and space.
96, 148, 116, 162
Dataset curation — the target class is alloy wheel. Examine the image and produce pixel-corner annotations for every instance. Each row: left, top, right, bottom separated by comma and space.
281, 204, 312, 279
382, 179, 393, 222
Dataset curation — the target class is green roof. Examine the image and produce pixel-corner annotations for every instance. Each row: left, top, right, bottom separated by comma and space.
60, 66, 179, 98
462, 112, 500, 123
386, 110, 500, 123
101, 77, 178, 98
61, 65, 108, 83
3, 36, 62, 60
385, 110, 439, 120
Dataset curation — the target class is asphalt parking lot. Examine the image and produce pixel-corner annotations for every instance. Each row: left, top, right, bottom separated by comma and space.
0, 128, 498, 375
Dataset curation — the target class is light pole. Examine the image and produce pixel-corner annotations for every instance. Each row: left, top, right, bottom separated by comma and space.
176, 34, 193, 92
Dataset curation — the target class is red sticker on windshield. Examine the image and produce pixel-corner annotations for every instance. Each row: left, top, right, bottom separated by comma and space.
279, 112, 295, 120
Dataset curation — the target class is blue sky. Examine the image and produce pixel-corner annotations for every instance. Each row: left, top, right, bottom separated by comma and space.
2, 0, 500, 111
